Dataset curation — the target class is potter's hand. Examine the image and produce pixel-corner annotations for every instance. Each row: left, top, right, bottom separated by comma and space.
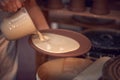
0, 0, 22, 12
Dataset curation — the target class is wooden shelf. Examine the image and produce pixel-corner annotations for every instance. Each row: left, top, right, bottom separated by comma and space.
49, 16, 120, 30
41, 7, 120, 30
44, 8, 120, 21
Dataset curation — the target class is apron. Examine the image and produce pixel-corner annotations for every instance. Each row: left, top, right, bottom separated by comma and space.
0, 11, 18, 80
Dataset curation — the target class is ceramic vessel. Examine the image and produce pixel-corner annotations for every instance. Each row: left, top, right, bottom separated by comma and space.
90, 0, 110, 15
37, 58, 93, 80
69, 0, 86, 12
47, 0, 64, 9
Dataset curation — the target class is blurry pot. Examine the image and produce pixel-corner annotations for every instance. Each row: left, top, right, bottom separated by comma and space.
47, 0, 64, 9
90, 0, 110, 15
36, 58, 93, 80
69, 0, 86, 12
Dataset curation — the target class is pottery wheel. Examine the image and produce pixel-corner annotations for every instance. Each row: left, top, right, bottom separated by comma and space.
82, 28, 120, 58
101, 56, 120, 80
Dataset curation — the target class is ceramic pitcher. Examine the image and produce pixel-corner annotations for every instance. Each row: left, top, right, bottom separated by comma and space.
0, 8, 37, 40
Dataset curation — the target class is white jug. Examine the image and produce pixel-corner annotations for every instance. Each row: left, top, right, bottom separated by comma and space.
0, 8, 37, 40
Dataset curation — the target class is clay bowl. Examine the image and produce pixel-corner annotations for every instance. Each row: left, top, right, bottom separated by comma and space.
36, 58, 93, 80
90, 0, 110, 15
29, 29, 91, 57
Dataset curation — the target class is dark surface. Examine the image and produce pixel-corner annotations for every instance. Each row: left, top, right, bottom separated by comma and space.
83, 28, 120, 58
84, 31, 120, 49
16, 36, 36, 80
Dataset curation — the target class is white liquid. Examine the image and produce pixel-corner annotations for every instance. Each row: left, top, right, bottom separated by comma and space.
32, 33, 80, 53
36, 73, 41, 80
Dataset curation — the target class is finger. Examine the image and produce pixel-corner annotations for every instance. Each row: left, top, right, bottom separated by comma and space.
0, 1, 6, 7
15, 0, 22, 9
2, 0, 9, 5
10, 0, 18, 12
11, 3, 18, 12
5, 0, 14, 12
3, 0, 9, 3
0, 1, 5, 10
5, 0, 18, 12
0, 1, 9, 11
1, 0, 12, 12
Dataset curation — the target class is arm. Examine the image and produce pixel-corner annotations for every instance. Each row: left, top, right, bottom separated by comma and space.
0, 0, 22, 12
24, 0, 50, 30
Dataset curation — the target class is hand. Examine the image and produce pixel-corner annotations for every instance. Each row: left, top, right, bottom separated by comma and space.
0, 0, 23, 12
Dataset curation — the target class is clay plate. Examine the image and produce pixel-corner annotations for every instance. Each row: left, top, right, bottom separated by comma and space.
29, 29, 91, 57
